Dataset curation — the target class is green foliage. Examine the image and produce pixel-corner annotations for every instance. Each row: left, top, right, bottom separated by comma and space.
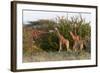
39, 15, 90, 52
35, 32, 59, 52
24, 14, 91, 52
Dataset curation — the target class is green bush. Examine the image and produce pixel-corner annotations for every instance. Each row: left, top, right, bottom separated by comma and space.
24, 15, 91, 52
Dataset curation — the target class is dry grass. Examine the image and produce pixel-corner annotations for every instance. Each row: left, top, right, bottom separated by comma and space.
23, 46, 90, 62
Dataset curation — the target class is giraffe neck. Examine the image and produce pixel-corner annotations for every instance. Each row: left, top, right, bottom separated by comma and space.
56, 29, 61, 38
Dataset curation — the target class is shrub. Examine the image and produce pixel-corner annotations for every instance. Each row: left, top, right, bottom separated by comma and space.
23, 14, 91, 52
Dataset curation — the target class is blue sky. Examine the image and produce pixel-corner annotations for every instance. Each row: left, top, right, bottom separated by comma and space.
23, 10, 91, 24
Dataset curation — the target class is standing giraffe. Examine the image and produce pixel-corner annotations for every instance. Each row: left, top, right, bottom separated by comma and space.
54, 27, 70, 52
69, 31, 83, 52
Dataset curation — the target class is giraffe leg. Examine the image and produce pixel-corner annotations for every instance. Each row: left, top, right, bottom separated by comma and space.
80, 42, 83, 51
66, 42, 69, 51
59, 41, 62, 52
66, 42, 71, 52
73, 43, 77, 52
65, 41, 71, 52
74, 41, 80, 52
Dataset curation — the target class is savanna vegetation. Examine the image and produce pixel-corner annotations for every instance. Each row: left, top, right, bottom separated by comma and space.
23, 15, 91, 62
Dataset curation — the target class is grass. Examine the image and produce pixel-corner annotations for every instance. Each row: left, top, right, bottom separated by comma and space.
23, 46, 91, 62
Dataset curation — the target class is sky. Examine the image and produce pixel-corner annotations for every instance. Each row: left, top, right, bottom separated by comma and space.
23, 10, 91, 25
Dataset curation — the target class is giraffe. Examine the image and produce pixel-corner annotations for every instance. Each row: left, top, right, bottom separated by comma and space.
69, 31, 84, 52
32, 29, 54, 41
54, 27, 70, 52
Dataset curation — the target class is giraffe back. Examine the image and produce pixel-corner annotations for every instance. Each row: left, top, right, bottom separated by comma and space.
59, 35, 69, 45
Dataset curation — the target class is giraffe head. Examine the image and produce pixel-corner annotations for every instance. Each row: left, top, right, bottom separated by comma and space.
54, 27, 61, 36
49, 30, 54, 33
54, 27, 58, 31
